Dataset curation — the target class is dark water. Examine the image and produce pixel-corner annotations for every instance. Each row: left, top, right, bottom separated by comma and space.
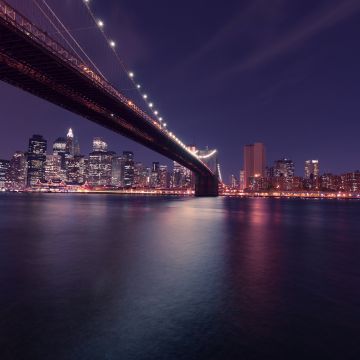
1, 194, 360, 360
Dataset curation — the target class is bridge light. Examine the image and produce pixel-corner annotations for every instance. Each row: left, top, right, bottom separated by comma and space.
143, 94, 148, 99
154, 110, 158, 115
149, 102, 154, 108
159, 117, 163, 121
136, 84, 141, 89
110, 40, 116, 47
97, 20, 104, 28
163, 123, 167, 127
129, 72, 134, 78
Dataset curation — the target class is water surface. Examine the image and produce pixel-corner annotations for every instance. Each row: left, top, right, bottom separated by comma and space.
1, 194, 360, 359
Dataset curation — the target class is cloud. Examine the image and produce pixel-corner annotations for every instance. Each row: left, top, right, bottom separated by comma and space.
218, 0, 360, 79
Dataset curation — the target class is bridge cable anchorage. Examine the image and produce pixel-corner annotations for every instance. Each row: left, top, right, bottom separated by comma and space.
33, 0, 108, 80
79, 0, 201, 159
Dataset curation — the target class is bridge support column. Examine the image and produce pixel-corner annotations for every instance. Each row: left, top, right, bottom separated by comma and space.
195, 175, 219, 197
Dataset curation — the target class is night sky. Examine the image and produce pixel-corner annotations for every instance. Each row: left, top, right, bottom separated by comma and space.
1, 0, 360, 180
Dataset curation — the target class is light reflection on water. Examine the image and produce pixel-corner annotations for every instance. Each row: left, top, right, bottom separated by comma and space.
0, 194, 360, 360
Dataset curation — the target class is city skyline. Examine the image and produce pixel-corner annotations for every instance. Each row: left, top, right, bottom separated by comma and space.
1, 0, 360, 179
1, 128, 359, 194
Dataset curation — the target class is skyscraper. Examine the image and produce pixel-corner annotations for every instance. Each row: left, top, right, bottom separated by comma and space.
243, 142, 266, 188
27, 134, 47, 186
88, 138, 113, 186
111, 155, 124, 187
305, 160, 319, 179
123, 151, 134, 188
65, 128, 74, 156
0, 159, 9, 189
44, 154, 62, 181
159, 165, 169, 189
6, 151, 27, 190
273, 158, 295, 190
151, 161, 160, 188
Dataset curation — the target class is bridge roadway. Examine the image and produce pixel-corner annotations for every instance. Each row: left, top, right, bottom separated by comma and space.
0, 1, 218, 196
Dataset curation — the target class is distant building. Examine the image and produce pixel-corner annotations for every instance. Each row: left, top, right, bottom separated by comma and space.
66, 155, 87, 184
111, 155, 124, 187
239, 170, 245, 191
65, 128, 74, 156
123, 151, 134, 188
150, 162, 160, 188
305, 160, 319, 179
341, 171, 360, 192
0, 159, 9, 189
244, 143, 266, 189
133, 162, 148, 188
159, 165, 169, 188
44, 154, 62, 181
6, 151, 27, 190
27, 134, 47, 187
88, 138, 114, 186
273, 159, 295, 190
230, 174, 238, 189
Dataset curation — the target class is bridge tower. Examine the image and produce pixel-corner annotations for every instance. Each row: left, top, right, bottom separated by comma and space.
195, 175, 219, 197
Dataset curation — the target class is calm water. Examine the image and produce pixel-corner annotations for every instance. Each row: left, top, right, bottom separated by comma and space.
1, 194, 360, 360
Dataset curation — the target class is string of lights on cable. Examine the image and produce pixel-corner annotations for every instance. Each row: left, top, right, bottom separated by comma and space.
81, 0, 166, 128
80, 0, 202, 159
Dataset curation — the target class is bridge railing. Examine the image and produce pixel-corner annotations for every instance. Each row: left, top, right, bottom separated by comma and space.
0, 0, 214, 172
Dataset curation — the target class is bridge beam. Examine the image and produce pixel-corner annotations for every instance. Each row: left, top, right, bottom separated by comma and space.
195, 175, 219, 197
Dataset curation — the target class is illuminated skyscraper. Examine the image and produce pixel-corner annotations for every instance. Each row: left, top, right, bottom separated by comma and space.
159, 165, 169, 189
65, 128, 74, 156
305, 160, 319, 179
44, 154, 62, 181
6, 151, 27, 190
123, 151, 134, 188
243, 143, 266, 188
151, 162, 160, 188
111, 155, 124, 187
273, 158, 295, 190
0, 159, 9, 189
27, 134, 47, 186
88, 138, 113, 186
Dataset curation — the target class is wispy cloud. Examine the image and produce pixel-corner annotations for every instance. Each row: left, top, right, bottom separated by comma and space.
179, 0, 360, 83
218, 0, 360, 79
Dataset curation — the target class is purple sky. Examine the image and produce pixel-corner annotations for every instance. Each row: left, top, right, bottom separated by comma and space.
1, 0, 360, 180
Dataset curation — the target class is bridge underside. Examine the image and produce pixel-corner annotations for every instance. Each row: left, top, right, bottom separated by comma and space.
0, 10, 218, 197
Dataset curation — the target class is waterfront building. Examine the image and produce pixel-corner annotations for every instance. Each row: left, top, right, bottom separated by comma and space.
159, 165, 169, 189
272, 159, 295, 190
150, 162, 160, 188
305, 160, 319, 179
27, 134, 47, 187
123, 151, 134, 188
133, 162, 148, 188
244, 143, 266, 189
66, 155, 87, 184
44, 154, 62, 181
111, 155, 124, 187
230, 174, 238, 189
170, 161, 193, 189
88, 137, 114, 186
320, 173, 341, 192
341, 171, 360, 192
0, 159, 9, 189
239, 170, 245, 191
6, 151, 27, 190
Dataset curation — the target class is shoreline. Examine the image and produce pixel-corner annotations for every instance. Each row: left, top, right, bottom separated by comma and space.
1, 189, 360, 200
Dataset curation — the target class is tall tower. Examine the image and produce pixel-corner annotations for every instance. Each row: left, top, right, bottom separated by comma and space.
66, 128, 74, 156
243, 142, 266, 189
304, 160, 319, 179
27, 134, 47, 186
